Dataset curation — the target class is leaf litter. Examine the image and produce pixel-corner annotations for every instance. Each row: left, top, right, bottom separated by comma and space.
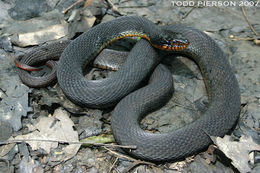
211, 135, 260, 173
14, 108, 80, 162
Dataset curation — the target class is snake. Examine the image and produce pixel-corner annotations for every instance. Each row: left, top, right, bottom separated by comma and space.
15, 16, 241, 162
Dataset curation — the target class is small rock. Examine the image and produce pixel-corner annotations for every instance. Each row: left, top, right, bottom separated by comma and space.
102, 14, 116, 23
0, 36, 13, 52
243, 102, 260, 130
0, 120, 13, 142
189, 155, 233, 173
46, 0, 60, 9
8, 0, 51, 21
67, 9, 79, 22
78, 110, 103, 138
17, 143, 29, 158
19, 156, 43, 173
134, 165, 150, 173
0, 1, 13, 29
86, 167, 99, 173
231, 26, 247, 33
87, 1, 106, 16
67, 9, 96, 38
0, 51, 31, 131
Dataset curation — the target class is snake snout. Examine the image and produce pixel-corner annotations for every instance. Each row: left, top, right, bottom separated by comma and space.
151, 31, 189, 51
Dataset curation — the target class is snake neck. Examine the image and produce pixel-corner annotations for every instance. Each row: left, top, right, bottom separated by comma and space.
78, 16, 190, 70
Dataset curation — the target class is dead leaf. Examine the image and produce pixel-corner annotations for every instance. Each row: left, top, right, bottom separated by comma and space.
80, 135, 114, 147
15, 108, 80, 161
211, 135, 260, 173
11, 24, 68, 47
0, 137, 15, 157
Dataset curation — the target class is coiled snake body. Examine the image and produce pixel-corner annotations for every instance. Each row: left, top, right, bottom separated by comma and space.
15, 16, 241, 161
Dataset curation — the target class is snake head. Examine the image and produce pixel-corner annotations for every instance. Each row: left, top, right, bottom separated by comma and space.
151, 30, 189, 51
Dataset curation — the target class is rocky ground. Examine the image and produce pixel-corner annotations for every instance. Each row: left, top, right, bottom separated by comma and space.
0, 0, 260, 172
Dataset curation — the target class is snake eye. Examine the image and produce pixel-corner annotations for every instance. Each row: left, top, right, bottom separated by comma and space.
150, 31, 190, 51
170, 40, 176, 44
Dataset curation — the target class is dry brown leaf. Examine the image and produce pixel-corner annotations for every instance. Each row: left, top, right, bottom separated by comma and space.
15, 108, 80, 161
211, 135, 260, 173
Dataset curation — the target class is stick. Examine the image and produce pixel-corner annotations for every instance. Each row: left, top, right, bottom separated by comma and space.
182, 6, 195, 19
109, 157, 118, 173
105, 0, 122, 15
62, 0, 84, 14
0, 139, 136, 149
62, 0, 94, 14
104, 147, 155, 172
241, 6, 259, 36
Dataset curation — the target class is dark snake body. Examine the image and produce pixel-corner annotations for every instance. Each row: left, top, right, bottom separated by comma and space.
15, 40, 70, 87
112, 24, 241, 161
16, 16, 241, 161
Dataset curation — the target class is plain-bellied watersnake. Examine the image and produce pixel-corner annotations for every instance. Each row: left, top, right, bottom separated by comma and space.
15, 16, 241, 162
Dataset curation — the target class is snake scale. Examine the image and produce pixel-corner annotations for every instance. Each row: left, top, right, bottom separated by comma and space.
15, 16, 241, 161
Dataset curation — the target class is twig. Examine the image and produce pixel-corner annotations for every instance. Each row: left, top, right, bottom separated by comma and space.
62, 0, 94, 14
105, 147, 137, 161
83, 0, 94, 8
229, 35, 260, 43
119, 0, 131, 3
109, 157, 118, 173
104, 147, 155, 173
105, 0, 122, 15
62, 0, 84, 14
241, 6, 259, 36
0, 139, 136, 149
230, 37, 255, 41
181, 0, 204, 19
0, 88, 8, 97
105, 147, 154, 164
254, 39, 260, 45
182, 6, 195, 19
